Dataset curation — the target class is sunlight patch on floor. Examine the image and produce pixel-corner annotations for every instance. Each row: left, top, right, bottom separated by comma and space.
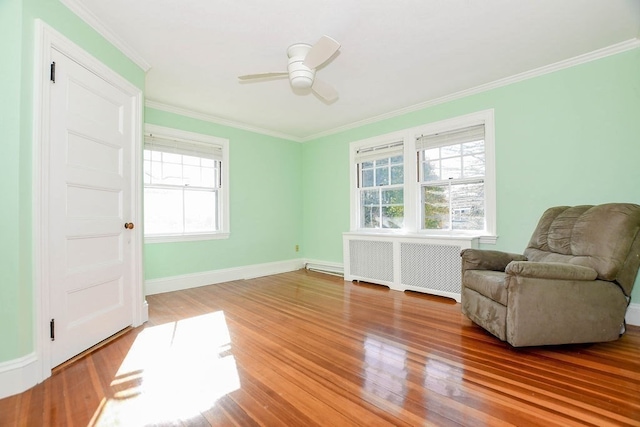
89, 311, 240, 426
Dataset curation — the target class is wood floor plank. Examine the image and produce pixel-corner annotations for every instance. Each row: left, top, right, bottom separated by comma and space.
1, 269, 640, 426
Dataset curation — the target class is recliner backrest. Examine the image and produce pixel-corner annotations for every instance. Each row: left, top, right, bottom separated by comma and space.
524, 203, 640, 294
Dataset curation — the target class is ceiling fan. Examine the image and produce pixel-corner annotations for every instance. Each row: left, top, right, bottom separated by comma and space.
238, 35, 341, 102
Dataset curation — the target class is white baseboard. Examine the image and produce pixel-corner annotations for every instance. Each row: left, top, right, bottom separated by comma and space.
626, 302, 640, 327
0, 352, 40, 400
145, 258, 305, 295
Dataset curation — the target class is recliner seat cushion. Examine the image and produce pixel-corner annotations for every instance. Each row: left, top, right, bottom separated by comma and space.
463, 270, 508, 306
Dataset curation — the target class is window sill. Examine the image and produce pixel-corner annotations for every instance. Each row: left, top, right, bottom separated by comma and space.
144, 232, 230, 244
345, 230, 497, 244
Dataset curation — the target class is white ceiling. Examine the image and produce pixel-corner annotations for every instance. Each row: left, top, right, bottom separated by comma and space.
63, 0, 640, 140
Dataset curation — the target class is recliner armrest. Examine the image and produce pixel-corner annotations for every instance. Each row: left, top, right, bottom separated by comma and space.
461, 249, 527, 272
506, 261, 598, 281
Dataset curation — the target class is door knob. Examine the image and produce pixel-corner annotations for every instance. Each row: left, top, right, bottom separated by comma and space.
124, 222, 135, 230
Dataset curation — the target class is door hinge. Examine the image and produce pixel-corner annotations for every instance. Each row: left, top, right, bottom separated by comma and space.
50, 319, 55, 341
50, 61, 56, 83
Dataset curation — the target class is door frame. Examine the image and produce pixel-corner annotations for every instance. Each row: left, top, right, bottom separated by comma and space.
33, 20, 146, 382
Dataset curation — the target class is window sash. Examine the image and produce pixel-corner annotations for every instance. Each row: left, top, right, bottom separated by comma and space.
421, 178, 485, 231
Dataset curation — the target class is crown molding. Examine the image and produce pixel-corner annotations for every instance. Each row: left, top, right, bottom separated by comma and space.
144, 38, 637, 143
59, 0, 151, 71
302, 38, 640, 142
145, 100, 302, 142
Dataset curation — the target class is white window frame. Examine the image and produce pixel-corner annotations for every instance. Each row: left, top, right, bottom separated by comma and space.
349, 109, 496, 243
144, 124, 230, 243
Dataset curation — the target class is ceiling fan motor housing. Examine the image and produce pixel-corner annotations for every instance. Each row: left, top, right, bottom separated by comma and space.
287, 43, 315, 89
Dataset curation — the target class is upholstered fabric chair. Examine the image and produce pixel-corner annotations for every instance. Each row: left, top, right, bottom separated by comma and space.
461, 203, 640, 347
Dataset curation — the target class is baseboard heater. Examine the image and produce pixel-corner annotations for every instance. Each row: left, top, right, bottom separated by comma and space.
343, 232, 479, 302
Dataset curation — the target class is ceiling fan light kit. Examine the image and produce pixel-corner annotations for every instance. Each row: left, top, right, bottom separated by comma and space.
239, 35, 341, 102
287, 43, 315, 89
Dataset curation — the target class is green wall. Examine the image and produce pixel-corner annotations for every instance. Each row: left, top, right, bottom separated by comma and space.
301, 47, 640, 302
143, 109, 303, 280
0, 0, 145, 363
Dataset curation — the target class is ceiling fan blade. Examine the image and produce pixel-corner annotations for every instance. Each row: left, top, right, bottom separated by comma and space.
238, 72, 288, 80
303, 35, 340, 70
311, 78, 338, 103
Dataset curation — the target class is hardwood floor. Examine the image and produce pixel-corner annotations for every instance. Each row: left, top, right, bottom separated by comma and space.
2, 269, 639, 426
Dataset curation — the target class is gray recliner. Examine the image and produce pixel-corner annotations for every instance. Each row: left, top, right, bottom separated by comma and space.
461, 203, 640, 347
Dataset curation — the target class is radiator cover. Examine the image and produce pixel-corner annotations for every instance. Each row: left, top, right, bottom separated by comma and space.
343, 233, 479, 302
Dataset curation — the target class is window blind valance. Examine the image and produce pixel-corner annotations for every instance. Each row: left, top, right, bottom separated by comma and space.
415, 124, 484, 151
355, 141, 403, 163
145, 134, 223, 161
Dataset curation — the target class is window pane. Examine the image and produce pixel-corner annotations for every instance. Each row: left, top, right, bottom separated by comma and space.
148, 161, 162, 183
144, 150, 151, 160
163, 152, 181, 164
361, 189, 379, 205
422, 185, 450, 230
183, 165, 201, 187
441, 157, 461, 179
440, 144, 461, 158
183, 155, 200, 166
422, 159, 440, 181
450, 182, 484, 231
144, 187, 183, 234
390, 165, 403, 185
184, 190, 217, 232
362, 168, 374, 187
375, 167, 389, 186
161, 163, 183, 185
381, 188, 403, 205
362, 161, 373, 169
375, 158, 389, 166
362, 206, 380, 228
201, 167, 216, 188
382, 206, 404, 229
151, 151, 162, 161
390, 155, 403, 164
423, 148, 439, 161
463, 140, 484, 154
463, 154, 485, 177
201, 158, 215, 168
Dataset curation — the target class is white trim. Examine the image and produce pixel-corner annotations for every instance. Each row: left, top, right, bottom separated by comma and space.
32, 20, 145, 385
305, 38, 640, 141
0, 353, 40, 399
58, 0, 151, 71
145, 259, 305, 295
145, 100, 301, 142
626, 303, 640, 327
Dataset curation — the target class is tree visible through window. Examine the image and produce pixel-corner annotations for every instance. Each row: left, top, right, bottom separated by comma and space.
417, 125, 485, 231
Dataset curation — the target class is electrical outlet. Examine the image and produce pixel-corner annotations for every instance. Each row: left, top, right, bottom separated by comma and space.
295, 244, 299, 252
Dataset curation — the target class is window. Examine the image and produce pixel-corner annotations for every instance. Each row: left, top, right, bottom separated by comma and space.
350, 110, 495, 241
144, 125, 229, 242
356, 142, 404, 229
417, 124, 486, 232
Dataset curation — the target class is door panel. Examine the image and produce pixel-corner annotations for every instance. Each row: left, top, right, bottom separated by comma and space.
48, 48, 135, 367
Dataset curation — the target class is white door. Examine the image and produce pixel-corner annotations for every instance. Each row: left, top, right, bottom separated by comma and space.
48, 48, 136, 367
